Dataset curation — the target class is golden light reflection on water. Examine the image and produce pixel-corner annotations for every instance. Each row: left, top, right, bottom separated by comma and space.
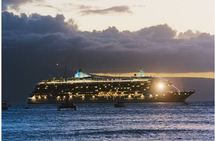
94, 72, 214, 79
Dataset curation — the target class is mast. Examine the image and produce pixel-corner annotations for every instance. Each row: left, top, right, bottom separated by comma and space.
63, 64, 68, 81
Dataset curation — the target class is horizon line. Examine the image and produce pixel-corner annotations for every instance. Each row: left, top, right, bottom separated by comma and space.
94, 72, 214, 79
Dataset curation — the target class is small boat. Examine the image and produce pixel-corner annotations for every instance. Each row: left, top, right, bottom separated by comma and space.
57, 102, 77, 111
114, 101, 125, 108
2, 101, 8, 111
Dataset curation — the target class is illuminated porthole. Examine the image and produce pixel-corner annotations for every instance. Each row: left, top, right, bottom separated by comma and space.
56, 96, 61, 100
149, 94, 153, 98
128, 95, 132, 99
140, 95, 144, 99
31, 95, 37, 102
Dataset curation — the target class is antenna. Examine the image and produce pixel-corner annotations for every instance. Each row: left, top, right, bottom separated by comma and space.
63, 63, 68, 81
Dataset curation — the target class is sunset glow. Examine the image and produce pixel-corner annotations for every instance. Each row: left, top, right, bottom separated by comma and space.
4, 0, 214, 33
95, 72, 214, 79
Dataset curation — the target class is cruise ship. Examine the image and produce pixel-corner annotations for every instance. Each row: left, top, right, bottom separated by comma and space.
27, 70, 194, 104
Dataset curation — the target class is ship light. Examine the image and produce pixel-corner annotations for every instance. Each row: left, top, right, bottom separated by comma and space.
31, 95, 36, 101
157, 82, 165, 91
149, 94, 153, 98
128, 95, 132, 99
56, 96, 61, 100
69, 95, 73, 99
82, 95, 85, 100
92, 95, 95, 99
140, 95, 144, 99
44, 95, 47, 99
38, 95, 41, 100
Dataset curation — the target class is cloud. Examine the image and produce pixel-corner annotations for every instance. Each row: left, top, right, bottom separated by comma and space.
178, 30, 201, 39
80, 6, 132, 15
2, 12, 77, 34
2, 0, 41, 10
35, 4, 62, 12
3, 11, 214, 73
2, 12, 214, 104
78, 5, 92, 10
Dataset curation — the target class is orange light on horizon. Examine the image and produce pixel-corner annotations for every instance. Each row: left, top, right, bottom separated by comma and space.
94, 72, 214, 79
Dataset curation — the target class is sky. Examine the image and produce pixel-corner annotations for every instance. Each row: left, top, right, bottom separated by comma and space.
3, 0, 214, 34
2, 0, 214, 103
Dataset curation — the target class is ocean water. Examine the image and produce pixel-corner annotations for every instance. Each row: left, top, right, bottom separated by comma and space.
2, 102, 214, 141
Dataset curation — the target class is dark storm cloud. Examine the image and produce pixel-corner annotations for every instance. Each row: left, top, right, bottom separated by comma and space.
2, 12, 214, 104
3, 11, 214, 72
2, 12, 77, 34
80, 6, 132, 15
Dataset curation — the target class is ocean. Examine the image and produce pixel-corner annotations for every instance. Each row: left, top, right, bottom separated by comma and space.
2, 102, 214, 141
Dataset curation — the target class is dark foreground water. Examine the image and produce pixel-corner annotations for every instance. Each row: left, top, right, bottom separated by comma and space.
2, 102, 214, 141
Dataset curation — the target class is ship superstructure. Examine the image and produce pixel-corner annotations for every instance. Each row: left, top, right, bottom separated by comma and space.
28, 70, 194, 104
